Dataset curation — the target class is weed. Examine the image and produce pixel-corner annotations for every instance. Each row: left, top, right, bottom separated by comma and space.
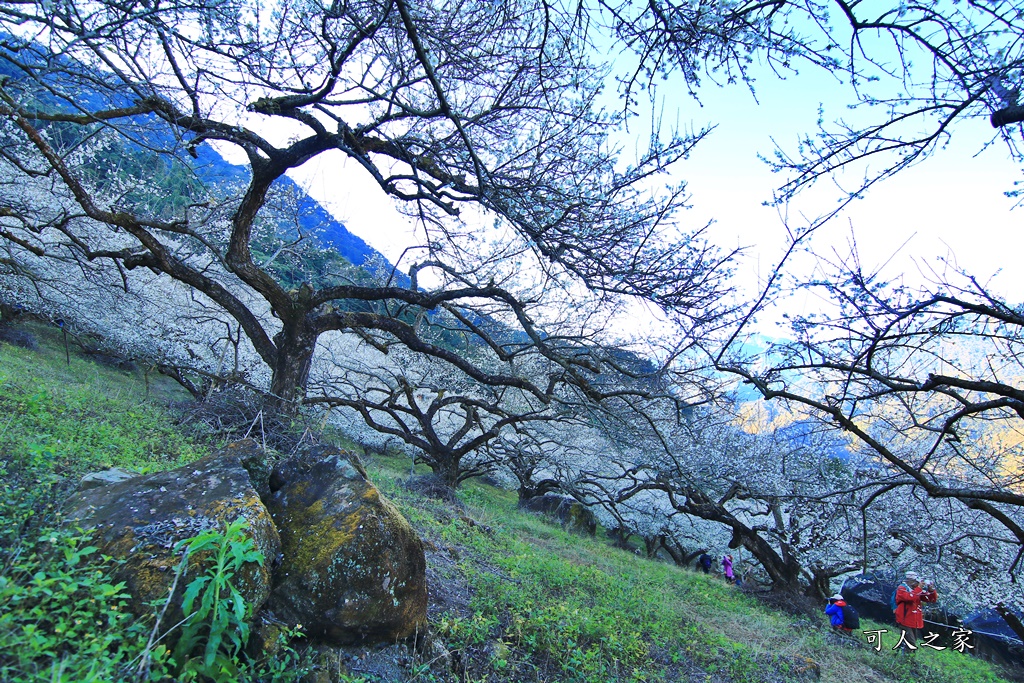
337, 674, 373, 683
171, 518, 265, 682
0, 524, 168, 682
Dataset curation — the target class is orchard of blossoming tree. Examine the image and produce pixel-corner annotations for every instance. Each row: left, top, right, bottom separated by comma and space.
1, 0, 1024, 644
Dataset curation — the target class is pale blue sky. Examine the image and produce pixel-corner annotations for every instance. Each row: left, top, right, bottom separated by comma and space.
675, 63, 1023, 312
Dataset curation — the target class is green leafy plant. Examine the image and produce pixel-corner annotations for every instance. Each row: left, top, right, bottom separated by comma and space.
235, 624, 312, 683
171, 518, 265, 682
336, 675, 373, 683
0, 525, 165, 683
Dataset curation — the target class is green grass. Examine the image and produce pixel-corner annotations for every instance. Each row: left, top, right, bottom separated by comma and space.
0, 324, 205, 477
0, 324, 212, 682
367, 453, 1014, 683
0, 322, 1015, 683
0, 323, 208, 549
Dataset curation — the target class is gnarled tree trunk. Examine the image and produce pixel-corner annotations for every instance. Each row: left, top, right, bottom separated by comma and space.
268, 322, 318, 413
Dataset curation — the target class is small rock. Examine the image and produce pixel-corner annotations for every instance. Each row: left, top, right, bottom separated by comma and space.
79, 467, 138, 490
519, 494, 597, 536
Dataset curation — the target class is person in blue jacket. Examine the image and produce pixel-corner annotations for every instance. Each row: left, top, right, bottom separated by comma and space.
825, 593, 852, 632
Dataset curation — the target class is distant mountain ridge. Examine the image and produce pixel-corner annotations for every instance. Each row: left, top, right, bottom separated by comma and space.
190, 144, 383, 269
0, 40, 387, 272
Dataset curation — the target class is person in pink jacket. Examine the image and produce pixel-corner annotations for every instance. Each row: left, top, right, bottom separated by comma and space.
721, 554, 735, 583
895, 571, 938, 650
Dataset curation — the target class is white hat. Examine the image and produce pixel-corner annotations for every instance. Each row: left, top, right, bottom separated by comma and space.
905, 571, 920, 581
831, 593, 844, 601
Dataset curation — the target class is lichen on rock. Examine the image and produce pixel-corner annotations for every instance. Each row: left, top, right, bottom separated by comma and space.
63, 443, 281, 630
267, 445, 428, 645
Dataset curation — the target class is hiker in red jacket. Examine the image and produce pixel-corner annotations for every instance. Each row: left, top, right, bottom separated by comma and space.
895, 571, 938, 651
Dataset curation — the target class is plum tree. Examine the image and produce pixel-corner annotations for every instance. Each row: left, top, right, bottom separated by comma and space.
0, 0, 730, 414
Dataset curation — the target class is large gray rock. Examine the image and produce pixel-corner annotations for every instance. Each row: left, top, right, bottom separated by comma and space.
63, 445, 280, 625
267, 446, 427, 645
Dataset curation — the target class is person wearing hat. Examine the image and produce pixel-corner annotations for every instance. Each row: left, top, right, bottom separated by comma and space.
895, 571, 938, 650
825, 593, 853, 632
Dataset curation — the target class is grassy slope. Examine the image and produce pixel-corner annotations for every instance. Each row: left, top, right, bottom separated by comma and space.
0, 323, 1010, 683
0, 324, 205, 478
368, 460, 1007, 683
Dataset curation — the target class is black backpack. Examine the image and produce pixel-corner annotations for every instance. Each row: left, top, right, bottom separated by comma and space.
841, 603, 861, 630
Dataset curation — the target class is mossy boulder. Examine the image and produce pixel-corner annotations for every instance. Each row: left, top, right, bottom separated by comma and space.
63, 445, 280, 625
267, 446, 427, 645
